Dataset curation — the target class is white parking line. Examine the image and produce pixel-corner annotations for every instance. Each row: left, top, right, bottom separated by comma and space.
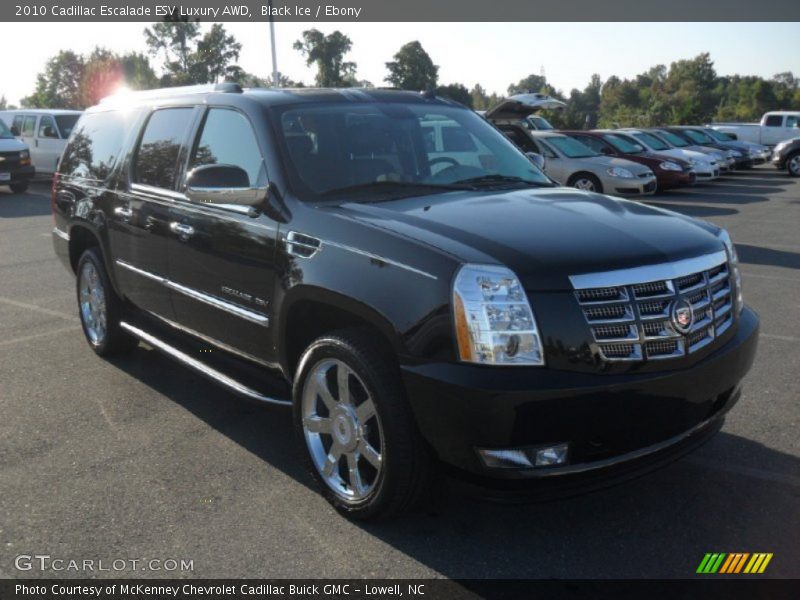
0, 325, 80, 347
741, 271, 800, 283
0, 296, 77, 322
761, 333, 800, 343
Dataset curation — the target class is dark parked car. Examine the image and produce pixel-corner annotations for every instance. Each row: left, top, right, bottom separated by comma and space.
0, 118, 34, 193
771, 136, 800, 176
52, 84, 759, 520
561, 130, 696, 191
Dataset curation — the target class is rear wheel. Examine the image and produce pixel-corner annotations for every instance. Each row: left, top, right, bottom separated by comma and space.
787, 152, 800, 177
76, 248, 137, 356
294, 329, 433, 520
10, 182, 29, 193
568, 172, 603, 193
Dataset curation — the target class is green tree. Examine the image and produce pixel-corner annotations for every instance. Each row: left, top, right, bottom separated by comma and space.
385, 41, 438, 91
144, 17, 200, 84
191, 24, 242, 83
22, 50, 85, 108
436, 83, 472, 107
507, 74, 548, 96
294, 29, 356, 87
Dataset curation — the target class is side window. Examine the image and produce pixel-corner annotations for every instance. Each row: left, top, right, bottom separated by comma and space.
38, 115, 58, 138
12, 116, 24, 133
60, 111, 128, 181
576, 136, 606, 154
786, 116, 799, 128
22, 116, 37, 137
189, 108, 262, 187
764, 115, 783, 127
133, 108, 194, 190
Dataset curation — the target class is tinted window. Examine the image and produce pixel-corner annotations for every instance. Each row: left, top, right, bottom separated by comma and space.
12, 116, 23, 132
22, 116, 36, 136
632, 132, 669, 151
764, 115, 783, 127
0, 120, 13, 139
55, 115, 80, 138
603, 133, 646, 154
189, 109, 262, 186
574, 135, 608, 154
60, 111, 130, 181
134, 108, 194, 190
38, 115, 58, 138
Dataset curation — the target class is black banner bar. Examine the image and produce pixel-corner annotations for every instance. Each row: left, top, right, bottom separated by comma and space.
2, 0, 800, 22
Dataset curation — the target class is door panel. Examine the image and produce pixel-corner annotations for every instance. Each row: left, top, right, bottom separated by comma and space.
166, 107, 279, 362
36, 115, 62, 174
20, 115, 42, 168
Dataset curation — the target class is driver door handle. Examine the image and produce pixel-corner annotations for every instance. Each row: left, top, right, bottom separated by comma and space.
170, 222, 195, 240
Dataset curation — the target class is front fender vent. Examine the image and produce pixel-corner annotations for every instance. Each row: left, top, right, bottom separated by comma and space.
286, 231, 321, 258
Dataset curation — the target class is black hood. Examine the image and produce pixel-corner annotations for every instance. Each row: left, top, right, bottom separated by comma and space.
331, 187, 724, 291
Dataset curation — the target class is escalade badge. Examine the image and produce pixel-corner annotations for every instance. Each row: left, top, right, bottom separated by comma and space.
671, 299, 694, 334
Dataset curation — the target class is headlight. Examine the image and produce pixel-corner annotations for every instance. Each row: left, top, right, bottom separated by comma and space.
659, 161, 682, 172
453, 264, 544, 366
606, 167, 634, 178
19, 150, 29, 159
774, 141, 788, 152
717, 229, 743, 315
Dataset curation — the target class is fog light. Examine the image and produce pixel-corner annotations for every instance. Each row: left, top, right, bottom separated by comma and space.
477, 448, 533, 469
535, 444, 569, 466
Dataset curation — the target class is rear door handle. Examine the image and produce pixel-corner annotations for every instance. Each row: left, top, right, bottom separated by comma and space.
114, 206, 133, 220
170, 222, 195, 240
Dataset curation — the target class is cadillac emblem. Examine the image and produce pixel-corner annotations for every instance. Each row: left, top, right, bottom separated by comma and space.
671, 298, 694, 334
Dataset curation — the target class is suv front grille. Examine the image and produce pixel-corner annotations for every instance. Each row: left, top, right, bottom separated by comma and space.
572, 253, 735, 362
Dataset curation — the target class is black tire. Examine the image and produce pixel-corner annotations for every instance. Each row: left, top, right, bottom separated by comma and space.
786, 152, 800, 178
10, 182, 29, 194
75, 247, 137, 356
293, 329, 434, 520
568, 172, 603, 193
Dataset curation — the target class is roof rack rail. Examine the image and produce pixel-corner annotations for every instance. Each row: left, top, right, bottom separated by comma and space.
100, 82, 243, 104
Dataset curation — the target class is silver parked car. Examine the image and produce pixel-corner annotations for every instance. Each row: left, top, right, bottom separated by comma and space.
616, 129, 721, 181
518, 131, 657, 196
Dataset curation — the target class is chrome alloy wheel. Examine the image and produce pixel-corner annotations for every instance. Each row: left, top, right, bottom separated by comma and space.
301, 358, 384, 503
573, 177, 597, 191
79, 261, 107, 345
789, 154, 800, 176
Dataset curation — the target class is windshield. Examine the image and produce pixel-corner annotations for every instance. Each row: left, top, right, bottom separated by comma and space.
274, 102, 550, 199
656, 130, 689, 147
525, 115, 554, 130
682, 129, 714, 144
603, 133, 645, 154
706, 128, 733, 142
546, 136, 598, 158
55, 115, 80, 138
632, 132, 669, 151
0, 120, 13, 139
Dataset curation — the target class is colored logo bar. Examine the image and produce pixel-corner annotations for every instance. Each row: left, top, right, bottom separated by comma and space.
697, 553, 773, 574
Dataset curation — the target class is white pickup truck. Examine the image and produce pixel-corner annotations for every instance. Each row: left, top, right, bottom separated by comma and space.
712, 111, 800, 147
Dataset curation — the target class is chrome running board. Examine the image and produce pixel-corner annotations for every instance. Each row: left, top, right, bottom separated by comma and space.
119, 321, 291, 407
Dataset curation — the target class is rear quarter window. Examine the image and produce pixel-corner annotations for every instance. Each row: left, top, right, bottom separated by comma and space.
60, 111, 129, 182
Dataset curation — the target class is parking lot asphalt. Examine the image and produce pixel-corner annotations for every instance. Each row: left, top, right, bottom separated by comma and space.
1, 169, 798, 580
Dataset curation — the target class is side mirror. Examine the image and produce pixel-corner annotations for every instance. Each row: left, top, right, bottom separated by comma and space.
10, 126, 20, 136
42, 126, 57, 138
525, 151, 546, 170
185, 164, 267, 207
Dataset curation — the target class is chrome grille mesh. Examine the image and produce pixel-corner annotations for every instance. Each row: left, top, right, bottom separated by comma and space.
573, 257, 734, 362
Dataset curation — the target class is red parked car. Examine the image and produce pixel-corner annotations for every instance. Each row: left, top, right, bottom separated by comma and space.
561, 130, 696, 191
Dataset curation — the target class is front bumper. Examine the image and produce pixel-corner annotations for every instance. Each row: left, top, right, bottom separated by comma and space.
607, 176, 657, 196
0, 164, 35, 184
402, 307, 758, 481
657, 170, 696, 190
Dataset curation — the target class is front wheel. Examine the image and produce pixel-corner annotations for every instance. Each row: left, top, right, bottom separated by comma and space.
293, 329, 433, 520
787, 152, 800, 177
568, 172, 603, 193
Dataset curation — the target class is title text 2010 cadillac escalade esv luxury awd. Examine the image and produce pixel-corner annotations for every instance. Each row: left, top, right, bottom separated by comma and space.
52, 84, 758, 520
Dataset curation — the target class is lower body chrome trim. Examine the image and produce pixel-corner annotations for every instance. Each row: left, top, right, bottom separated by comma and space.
52, 227, 70, 241
120, 321, 290, 407
115, 259, 269, 327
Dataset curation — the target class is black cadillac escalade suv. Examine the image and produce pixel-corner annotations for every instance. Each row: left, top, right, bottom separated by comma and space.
52, 84, 759, 520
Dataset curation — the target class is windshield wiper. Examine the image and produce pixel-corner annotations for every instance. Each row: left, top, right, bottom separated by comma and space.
454, 174, 552, 187
321, 180, 469, 197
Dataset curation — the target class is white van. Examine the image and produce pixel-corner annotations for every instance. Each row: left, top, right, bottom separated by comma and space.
0, 118, 35, 193
0, 109, 82, 175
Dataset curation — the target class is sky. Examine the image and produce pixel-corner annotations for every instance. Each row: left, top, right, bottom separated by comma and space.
0, 22, 798, 105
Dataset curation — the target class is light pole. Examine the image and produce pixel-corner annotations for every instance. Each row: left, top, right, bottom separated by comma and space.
268, 0, 280, 86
